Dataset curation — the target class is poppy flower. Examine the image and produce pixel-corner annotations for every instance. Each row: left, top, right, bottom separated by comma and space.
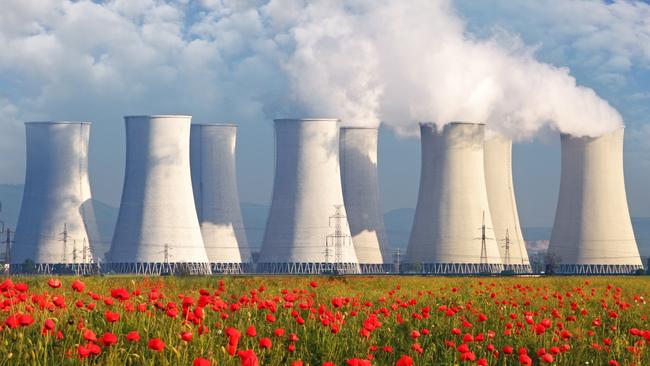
396, 355, 414, 366
100, 332, 117, 346
181, 331, 193, 342
105, 311, 120, 323
83, 329, 97, 342
193, 358, 211, 366
71, 280, 85, 292
246, 325, 257, 337
110, 288, 131, 301
126, 331, 140, 342
148, 338, 165, 352
47, 279, 62, 289
259, 337, 272, 349
541, 354, 554, 363
237, 349, 259, 366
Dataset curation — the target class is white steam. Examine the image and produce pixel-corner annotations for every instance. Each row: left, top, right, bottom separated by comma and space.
266, 0, 623, 138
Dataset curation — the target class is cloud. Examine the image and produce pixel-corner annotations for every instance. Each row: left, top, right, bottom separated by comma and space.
455, 0, 650, 88
0, 0, 634, 146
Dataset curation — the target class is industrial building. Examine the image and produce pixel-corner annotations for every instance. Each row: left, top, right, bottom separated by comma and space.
258, 118, 360, 274
484, 134, 532, 273
340, 127, 390, 273
406, 122, 504, 274
107, 115, 211, 275
12, 122, 99, 274
190, 124, 252, 273
548, 129, 643, 274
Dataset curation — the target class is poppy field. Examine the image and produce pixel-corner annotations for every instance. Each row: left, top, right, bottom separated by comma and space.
0, 276, 648, 365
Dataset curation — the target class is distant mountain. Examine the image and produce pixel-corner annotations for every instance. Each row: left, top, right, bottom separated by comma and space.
383, 208, 414, 251
1, 184, 648, 259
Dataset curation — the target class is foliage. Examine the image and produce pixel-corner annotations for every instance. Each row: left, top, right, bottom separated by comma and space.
0, 276, 647, 365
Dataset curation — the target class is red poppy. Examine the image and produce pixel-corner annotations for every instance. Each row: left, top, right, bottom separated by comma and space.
110, 288, 131, 301
71, 280, 85, 292
126, 331, 140, 342
181, 331, 193, 342
193, 358, 211, 366
105, 311, 120, 323
148, 338, 165, 352
396, 355, 413, 366
83, 329, 97, 342
100, 332, 117, 346
237, 349, 259, 366
44, 319, 55, 330
47, 278, 62, 289
246, 325, 257, 337
259, 337, 272, 349
541, 354, 554, 363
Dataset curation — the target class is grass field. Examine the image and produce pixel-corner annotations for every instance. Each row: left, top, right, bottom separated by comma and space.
0, 275, 648, 365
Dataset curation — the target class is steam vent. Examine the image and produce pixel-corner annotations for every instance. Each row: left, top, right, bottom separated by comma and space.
108, 115, 211, 275
406, 122, 504, 274
548, 129, 643, 274
259, 118, 360, 274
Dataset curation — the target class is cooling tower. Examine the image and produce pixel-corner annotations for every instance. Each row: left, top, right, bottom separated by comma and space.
484, 134, 532, 273
108, 115, 211, 275
406, 122, 503, 274
190, 124, 252, 273
12, 122, 99, 274
548, 129, 642, 274
340, 127, 390, 273
259, 118, 360, 274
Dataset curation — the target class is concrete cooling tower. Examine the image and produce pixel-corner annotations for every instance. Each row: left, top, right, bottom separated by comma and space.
406, 122, 503, 274
190, 124, 252, 273
259, 118, 360, 274
340, 127, 390, 273
548, 129, 643, 274
108, 115, 211, 275
484, 135, 532, 273
12, 122, 99, 274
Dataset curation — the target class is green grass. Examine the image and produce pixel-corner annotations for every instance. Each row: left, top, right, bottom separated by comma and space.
0, 276, 648, 365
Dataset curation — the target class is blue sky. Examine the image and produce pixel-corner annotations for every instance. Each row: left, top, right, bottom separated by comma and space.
1, 0, 649, 227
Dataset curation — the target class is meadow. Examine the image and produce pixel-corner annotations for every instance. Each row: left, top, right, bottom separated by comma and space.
0, 275, 648, 365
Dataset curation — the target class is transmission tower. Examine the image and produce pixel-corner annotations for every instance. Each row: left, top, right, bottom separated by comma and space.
4, 228, 12, 274
475, 211, 493, 274
163, 243, 170, 264
502, 228, 511, 269
393, 248, 402, 274
326, 204, 350, 274
59, 223, 68, 263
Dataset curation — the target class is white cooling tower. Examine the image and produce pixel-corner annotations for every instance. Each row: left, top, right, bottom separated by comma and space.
108, 115, 211, 275
406, 122, 503, 274
548, 129, 642, 274
259, 118, 360, 274
340, 127, 390, 273
190, 124, 252, 273
484, 134, 531, 273
12, 122, 99, 274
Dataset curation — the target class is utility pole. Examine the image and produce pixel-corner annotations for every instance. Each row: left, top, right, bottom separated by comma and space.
326, 204, 350, 274
163, 243, 170, 264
